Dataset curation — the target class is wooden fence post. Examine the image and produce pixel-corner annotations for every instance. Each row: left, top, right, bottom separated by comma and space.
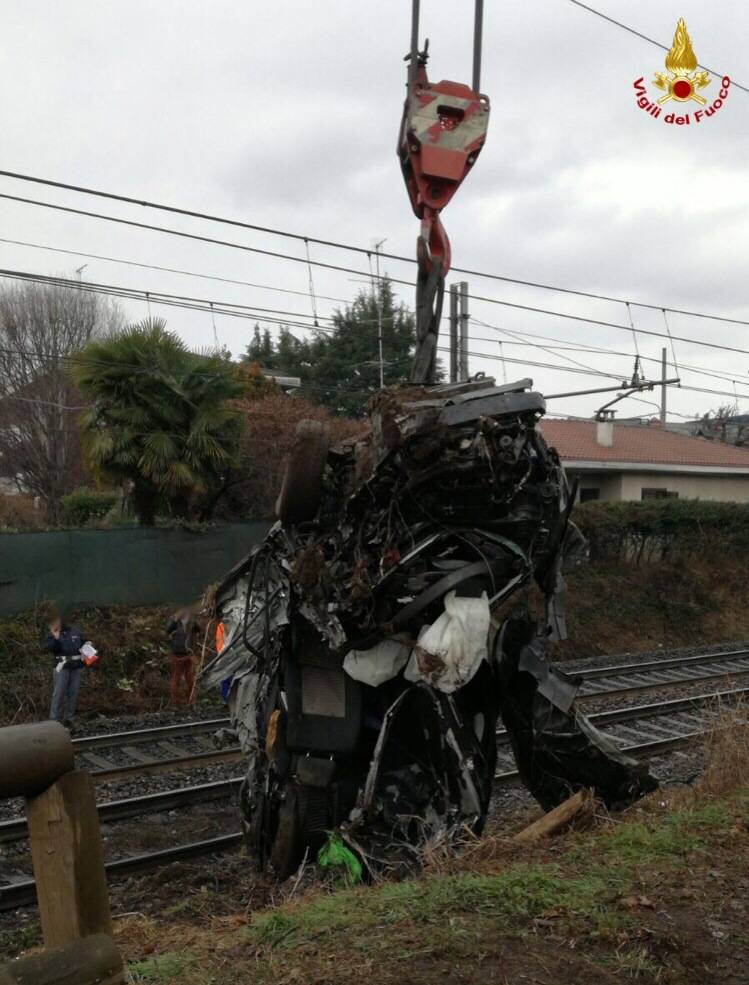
25, 770, 113, 949
0, 933, 122, 985
0, 722, 73, 800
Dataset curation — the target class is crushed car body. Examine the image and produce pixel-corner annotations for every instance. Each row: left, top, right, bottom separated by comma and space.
201, 376, 657, 877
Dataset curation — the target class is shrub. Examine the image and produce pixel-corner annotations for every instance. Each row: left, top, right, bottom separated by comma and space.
218, 393, 366, 520
59, 487, 119, 527
573, 499, 749, 562
0, 494, 45, 531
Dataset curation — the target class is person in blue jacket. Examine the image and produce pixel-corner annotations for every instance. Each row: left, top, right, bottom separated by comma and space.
45, 614, 86, 727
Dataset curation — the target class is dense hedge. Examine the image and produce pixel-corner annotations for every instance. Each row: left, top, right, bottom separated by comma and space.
573, 500, 749, 562
59, 487, 119, 526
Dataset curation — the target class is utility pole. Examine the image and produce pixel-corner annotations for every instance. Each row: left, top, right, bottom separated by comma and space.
449, 284, 459, 382
374, 239, 386, 388
459, 281, 469, 381
660, 347, 667, 426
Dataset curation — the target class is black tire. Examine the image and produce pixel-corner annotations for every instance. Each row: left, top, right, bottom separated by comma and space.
269, 784, 304, 879
275, 419, 330, 526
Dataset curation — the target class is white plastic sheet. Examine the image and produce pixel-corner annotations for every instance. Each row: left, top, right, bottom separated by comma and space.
343, 639, 411, 687
404, 590, 490, 693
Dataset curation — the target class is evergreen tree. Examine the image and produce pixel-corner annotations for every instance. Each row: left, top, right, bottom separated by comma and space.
242, 278, 418, 416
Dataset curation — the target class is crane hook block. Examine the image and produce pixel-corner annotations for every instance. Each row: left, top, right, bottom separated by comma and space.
398, 63, 490, 276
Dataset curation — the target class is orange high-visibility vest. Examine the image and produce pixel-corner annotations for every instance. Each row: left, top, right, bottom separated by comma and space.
215, 621, 225, 654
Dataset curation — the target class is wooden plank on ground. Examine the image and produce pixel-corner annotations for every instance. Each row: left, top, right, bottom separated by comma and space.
513, 789, 594, 845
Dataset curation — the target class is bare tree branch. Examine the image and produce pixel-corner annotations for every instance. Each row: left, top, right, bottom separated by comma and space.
0, 279, 124, 516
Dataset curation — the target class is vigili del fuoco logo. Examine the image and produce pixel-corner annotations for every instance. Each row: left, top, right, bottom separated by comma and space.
634, 18, 730, 125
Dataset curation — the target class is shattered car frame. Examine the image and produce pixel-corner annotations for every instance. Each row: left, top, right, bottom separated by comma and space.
201, 377, 656, 877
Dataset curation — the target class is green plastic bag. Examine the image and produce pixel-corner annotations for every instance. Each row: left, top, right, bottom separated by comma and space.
317, 833, 363, 884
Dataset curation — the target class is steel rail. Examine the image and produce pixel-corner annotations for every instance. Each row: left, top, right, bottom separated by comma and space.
0, 717, 718, 912
0, 777, 243, 845
494, 728, 710, 784
59, 651, 749, 787
571, 664, 749, 701
0, 833, 244, 912
573, 648, 749, 681
67, 649, 749, 757
90, 747, 242, 782
578, 665, 749, 701
496, 685, 749, 743
72, 717, 231, 751
3, 682, 745, 912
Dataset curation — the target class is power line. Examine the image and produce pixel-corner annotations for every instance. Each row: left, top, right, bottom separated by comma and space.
564, 1, 748, 94
4, 191, 749, 363
470, 318, 749, 388
0, 191, 379, 281
0, 236, 352, 305
14, 233, 749, 391
450, 344, 749, 404
3, 238, 746, 392
4, 266, 749, 407
2, 261, 747, 408
4, 328, 746, 408
468, 309, 749, 361
2, 171, 749, 326
0, 268, 338, 330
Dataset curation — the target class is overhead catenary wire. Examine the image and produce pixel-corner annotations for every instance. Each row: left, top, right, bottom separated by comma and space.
5, 330, 748, 407
2, 237, 746, 391
2, 172, 749, 327
3, 191, 749, 361
471, 325, 749, 389
662, 308, 681, 384
8, 233, 749, 390
625, 302, 640, 363
8, 241, 743, 391
303, 239, 319, 327
0, 236, 353, 305
564, 0, 748, 95
3, 267, 749, 407
0, 267, 341, 327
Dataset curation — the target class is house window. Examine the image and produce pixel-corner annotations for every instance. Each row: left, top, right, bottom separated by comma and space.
641, 488, 678, 500
580, 487, 600, 503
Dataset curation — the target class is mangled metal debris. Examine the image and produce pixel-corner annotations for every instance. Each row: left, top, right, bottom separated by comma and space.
200, 376, 657, 878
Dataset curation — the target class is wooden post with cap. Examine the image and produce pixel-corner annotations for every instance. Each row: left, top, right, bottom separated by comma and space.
0, 722, 117, 974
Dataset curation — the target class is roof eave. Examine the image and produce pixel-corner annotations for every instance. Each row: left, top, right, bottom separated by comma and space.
563, 460, 749, 476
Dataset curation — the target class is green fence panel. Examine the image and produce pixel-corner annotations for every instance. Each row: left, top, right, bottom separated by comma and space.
0, 523, 269, 615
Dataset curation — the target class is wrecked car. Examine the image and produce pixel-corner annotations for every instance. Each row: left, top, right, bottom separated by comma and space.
201, 376, 656, 877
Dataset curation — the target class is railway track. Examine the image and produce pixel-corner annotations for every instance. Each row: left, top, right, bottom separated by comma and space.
1, 679, 746, 912
495, 685, 749, 776
56, 647, 749, 784
574, 648, 749, 699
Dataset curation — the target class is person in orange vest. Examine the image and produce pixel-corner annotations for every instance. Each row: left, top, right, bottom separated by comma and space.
215, 614, 235, 702
166, 607, 199, 706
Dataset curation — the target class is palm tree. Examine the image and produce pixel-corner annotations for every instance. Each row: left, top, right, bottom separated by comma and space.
72, 318, 245, 525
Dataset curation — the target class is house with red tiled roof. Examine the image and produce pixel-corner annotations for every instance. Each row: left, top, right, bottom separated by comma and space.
538, 418, 749, 503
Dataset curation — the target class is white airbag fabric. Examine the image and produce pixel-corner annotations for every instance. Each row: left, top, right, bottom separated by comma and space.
343, 639, 411, 687
404, 590, 490, 693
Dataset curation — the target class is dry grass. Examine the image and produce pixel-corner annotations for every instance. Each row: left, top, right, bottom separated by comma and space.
693, 694, 749, 798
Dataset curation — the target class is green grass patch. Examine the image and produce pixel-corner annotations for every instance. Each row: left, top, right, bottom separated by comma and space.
128, 952, 194, 982
595, 800, 733, 867
121, 789, 749, 985
248, 865, 608, 953
239, 796, 744, 965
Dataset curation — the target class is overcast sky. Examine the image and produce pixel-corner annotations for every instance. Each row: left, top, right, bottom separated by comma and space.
1, 0, 747, 420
